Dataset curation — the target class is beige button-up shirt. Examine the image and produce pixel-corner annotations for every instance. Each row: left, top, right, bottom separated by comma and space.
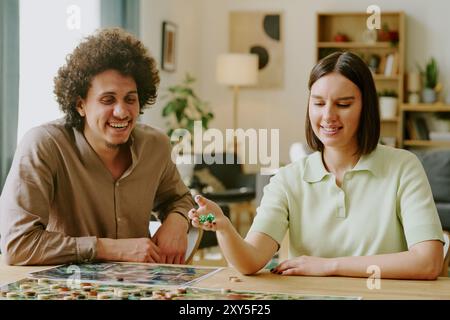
0, 119, 194, 265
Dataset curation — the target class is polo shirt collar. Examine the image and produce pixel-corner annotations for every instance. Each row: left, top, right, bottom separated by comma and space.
302, 145, 382, 183
351, 145, 382, 176
303, 151, 329, 183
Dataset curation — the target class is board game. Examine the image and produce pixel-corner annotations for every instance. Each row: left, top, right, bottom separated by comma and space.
0, 277, 361, 300
29, 262, 221, 287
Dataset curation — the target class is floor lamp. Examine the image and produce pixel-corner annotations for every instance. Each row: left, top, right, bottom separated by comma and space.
216, 53, 258, 153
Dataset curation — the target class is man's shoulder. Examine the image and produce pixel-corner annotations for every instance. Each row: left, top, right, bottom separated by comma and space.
14, 119, 73, 161
20, 119, 71, 146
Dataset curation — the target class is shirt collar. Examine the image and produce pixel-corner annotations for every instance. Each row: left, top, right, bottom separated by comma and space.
303, 151, 329, 183
351, 145, 382, 177
73, 127, 137, 179
302, 145, 382, 183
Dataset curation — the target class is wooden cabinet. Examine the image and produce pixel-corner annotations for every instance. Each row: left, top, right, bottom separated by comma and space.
316, 12, 405, 147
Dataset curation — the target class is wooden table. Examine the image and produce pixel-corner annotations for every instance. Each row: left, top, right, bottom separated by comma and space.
1, 257, 450, 300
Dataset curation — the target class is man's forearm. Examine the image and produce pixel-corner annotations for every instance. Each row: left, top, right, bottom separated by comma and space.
165, 211, 190, 232
96, 238, 116, 261
1, 229, 96, 265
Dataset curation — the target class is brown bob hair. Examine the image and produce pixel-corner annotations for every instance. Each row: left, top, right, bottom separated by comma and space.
54, 28, 160, 130
305, 51, 380, 155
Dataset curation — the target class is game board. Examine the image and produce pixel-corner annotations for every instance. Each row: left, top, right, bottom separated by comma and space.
0, 277, 362, 300
29, 262, 221, 287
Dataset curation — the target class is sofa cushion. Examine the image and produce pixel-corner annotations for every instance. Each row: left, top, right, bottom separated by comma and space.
415, 150, 450, 202
437, 203, 450, 231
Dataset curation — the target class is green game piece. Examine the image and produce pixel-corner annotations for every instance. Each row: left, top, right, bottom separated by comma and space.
199, 215, 207, 224
206, 213, 215, 223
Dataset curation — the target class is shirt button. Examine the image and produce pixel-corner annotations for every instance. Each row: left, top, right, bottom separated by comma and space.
116, 182, 120, 187
117, 217, 121, 222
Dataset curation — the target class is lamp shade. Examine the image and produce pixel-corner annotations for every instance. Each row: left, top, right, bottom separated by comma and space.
216, 53, 258, 86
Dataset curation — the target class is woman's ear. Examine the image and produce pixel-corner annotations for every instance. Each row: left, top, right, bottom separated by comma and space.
76, 98, 85, 117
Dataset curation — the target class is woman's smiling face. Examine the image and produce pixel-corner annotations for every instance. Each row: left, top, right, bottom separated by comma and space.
308, 72, 362, 151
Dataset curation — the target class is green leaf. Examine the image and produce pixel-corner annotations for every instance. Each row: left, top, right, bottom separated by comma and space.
162, 101, 176, 116
161, 73, 214, 140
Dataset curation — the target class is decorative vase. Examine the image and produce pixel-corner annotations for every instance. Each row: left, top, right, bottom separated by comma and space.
408, 92, 420, 104
379, 97, 398, 119
422, 88, 437, 103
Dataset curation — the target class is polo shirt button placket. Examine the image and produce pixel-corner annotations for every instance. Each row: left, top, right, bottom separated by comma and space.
337, 190, 346, 218
338, 206, 345, 218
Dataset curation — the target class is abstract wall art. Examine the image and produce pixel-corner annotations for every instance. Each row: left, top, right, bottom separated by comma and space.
229, 12, 284, 89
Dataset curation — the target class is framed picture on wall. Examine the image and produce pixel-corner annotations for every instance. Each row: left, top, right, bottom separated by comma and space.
161, 21, 177, 72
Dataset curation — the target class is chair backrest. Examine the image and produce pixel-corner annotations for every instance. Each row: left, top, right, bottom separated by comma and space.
442, 231, 450, 277
194, 153, 244, 189
149, 221, 203, 264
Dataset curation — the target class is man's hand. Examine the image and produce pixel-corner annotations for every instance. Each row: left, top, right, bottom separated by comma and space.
270, 255, 337, 276
152, 212, 189, 264
96, 238, 160, 263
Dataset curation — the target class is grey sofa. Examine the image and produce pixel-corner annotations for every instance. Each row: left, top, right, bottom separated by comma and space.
415, 150, 450, 231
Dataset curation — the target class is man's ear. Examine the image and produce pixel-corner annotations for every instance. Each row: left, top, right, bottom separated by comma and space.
76, 98, 85, 117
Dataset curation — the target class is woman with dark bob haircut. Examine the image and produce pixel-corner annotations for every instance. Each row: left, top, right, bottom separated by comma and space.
187, 51, 445, 280
0, 28, 195, 266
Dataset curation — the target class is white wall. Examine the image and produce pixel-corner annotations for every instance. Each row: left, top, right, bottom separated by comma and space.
138, 0, 449, 164
18, 0, 100, 143
139, 0, 202, 132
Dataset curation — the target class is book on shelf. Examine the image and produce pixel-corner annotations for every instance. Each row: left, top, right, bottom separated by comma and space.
415, 117, 429, 140
406, 118, 418, 139
382, 52, 398, 76
378, 54, 387, 75
429, 131, 450, 141
406, 116, 429, 140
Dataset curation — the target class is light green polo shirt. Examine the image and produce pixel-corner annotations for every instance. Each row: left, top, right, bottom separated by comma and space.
249, 144, 444, 258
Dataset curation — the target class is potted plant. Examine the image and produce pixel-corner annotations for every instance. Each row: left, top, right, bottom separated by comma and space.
378, 90, 398, 119
161, 73, 214, 184
420, 58, 438, 103
377, 23, 399, 46
334, 32, 349, 42
161, 73, 214, 138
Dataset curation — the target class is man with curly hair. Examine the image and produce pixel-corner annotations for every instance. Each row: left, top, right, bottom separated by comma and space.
0, 28, 194, 265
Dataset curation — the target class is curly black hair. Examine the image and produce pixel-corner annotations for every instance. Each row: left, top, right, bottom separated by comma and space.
54, 28, 160, 130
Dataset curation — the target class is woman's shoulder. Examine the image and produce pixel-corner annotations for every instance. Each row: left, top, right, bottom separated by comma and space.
371, 144, 424, 176
273, 154, 312, 181
374, 144, 419, 164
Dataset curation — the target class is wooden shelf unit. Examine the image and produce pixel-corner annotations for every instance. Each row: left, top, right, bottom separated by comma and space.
403, 140, 450, 148
317, 41, 393, 49
316, 12, 405, 147
399, 103, 450, 148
